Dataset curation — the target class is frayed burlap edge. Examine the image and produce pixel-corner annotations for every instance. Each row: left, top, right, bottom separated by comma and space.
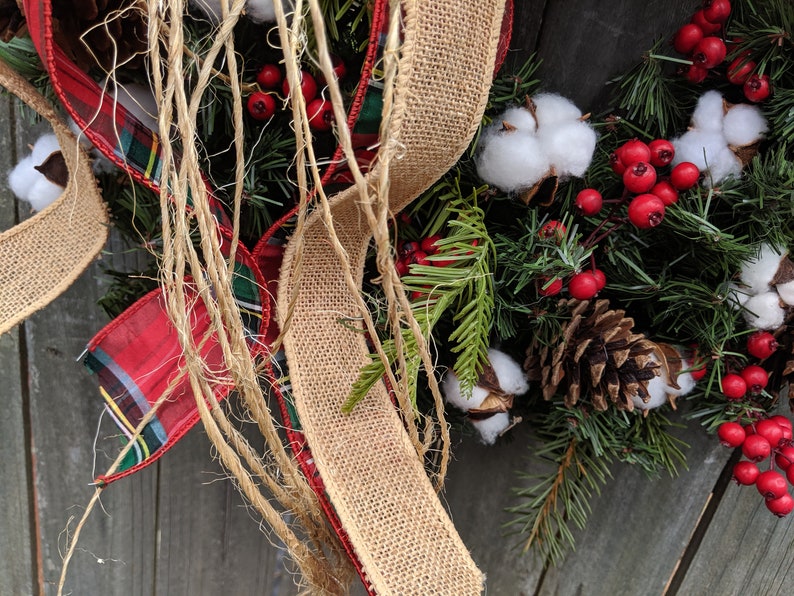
0, 57, 108, 335
277, 1, 506, 593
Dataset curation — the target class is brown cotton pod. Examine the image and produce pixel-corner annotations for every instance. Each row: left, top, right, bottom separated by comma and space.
518, 166, 558, 206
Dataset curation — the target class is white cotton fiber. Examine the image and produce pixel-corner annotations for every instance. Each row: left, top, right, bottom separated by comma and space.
442, 370, 487, 411
723, 104, 768, 147
471, 412, 511, 445
27, 177, 64, 212
475, 129, 550, 192
537, 120, 597, 177
632, 374, 670, 410
30, 134, 61, 165
672, 129, 726, 171
8, 155, 34, 201
741, 243, 785, 294
776, 280, 794, 306
704, 146, 742, 186
244, 0, 278, 22
500, 106, 538, 134
691, 90, 725, 132
488, 348, 529, 396
743, 291, 786, 330
669, 368, 696, 397
531, 93, 582, 128
726, 282, 753, 309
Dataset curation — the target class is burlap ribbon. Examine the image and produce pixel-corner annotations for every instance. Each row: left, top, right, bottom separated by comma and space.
0, 58, 107, 335
277, 1, 506, 592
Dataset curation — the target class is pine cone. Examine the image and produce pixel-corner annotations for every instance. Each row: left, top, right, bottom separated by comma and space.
524, 298, 664, 412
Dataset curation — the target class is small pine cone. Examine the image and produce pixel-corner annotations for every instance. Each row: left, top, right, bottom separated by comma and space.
524, 298, 664, 412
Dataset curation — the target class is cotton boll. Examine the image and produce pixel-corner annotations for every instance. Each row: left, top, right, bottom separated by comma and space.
244, 0, 277, 22
30, 134, 61, 165
776, 280, 794, 306
726, 281, 753, 309
537, 120, 597, 178
104, 80, 159, 132
631, 374, 670, 411
499, 106, 537, 134
487, 348, 529, 396
442, 370, 488, 412
743, 291, 786, 330
672, 129, 726, 171
691, 90, 725, 132
531, 93, 582, 128
471, 412, 511, 445
704, 146, 742, 186
8, 155, 34, 201
723, 104, 768, 147
26, 177, 64, 211
668, 368, 696, 397
475, 129, 550, 192
741, 243, 785, 294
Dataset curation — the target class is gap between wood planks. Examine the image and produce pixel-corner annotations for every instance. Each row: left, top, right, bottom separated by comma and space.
663, 448, 742, 595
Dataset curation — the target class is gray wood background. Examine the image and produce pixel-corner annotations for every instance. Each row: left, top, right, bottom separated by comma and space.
3, 1, 794, 594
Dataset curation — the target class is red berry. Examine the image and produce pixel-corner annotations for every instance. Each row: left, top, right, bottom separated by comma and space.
733, 460, 760, 485
650, 180, 679, 206
256, 64, 282, 89
617, 139, 652, 167
727, 55, 756, 85
742, 433, 772, 461
282, 70, 318, 103
574, 188, 603, 216
743, 73, 771, 103
648, 139, 675, 167
623, 161, 658, 194
684, 63, 709, 84
246, 91, 277, 120
591, 268, 607, 290
673, 23, 704, 55
395, 259, 409, 277
717, 421, 746, 448
398, 240, 419, 259
609, 151, 626, 176
568, 272, 600, 300
721, 373, 747, 400
539, 220, 566, 242
409, 250, 431, 267
775, 445, 794, 470
766, 493, 794, 517
770, 415, 793, 439
420, 234, 443, 255
691, 9, 722, 34
538, 277, 563, 297
628, 194, 666, 229
740, 364, 769, 394
317, 54, 347, 85
757, 470, 788, 500
702, 0, 731, 25
787, 465, 794, 486
755, 418, 784, 447
692, 36, 727, 69
307, 98, 334, 131
747, 330, 777, 359
670, 162, 700, 190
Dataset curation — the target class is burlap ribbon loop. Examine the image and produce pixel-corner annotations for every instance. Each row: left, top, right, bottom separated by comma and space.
0, 58, 108, 335
277, 1, 506, 593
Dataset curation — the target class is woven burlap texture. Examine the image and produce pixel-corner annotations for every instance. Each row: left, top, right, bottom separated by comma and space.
0, 58, 108, 335
278, 1, 506, 594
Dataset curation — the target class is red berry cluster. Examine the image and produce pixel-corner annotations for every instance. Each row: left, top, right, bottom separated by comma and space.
718, 415, 794, 517
246, 60, 346, 130
719, 331, 777, 400
671, 0, 771, 102
395, 234, 474, 300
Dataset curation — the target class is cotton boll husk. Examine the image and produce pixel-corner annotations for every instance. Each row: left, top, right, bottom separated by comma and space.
723, 104, 768, 147
30, 134, 61, 165
26, 177, 63, 211
776, 280, 794, 306
631, 374, 671, 410
499, 106, 537, 134
741, 243, 785, 294
691, 90, 726, 132
704, 146, 742, 186
475, 129, 550, 192
537, 120, 596, 177
487, 348, 529, 396
668, 367, 696, 397
531, 93, 582, 128
672, 129, 726, 171
743, 291, 786, 330
471, 412, 511, 445
442, 370, 488, 412
8, 155, 34, 201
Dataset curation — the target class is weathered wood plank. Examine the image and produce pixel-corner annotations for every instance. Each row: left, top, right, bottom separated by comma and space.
538, 419, 730, 596
0, 95, 36, 596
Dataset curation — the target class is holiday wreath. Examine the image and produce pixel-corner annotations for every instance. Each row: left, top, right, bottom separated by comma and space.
0, 0, 792, 593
